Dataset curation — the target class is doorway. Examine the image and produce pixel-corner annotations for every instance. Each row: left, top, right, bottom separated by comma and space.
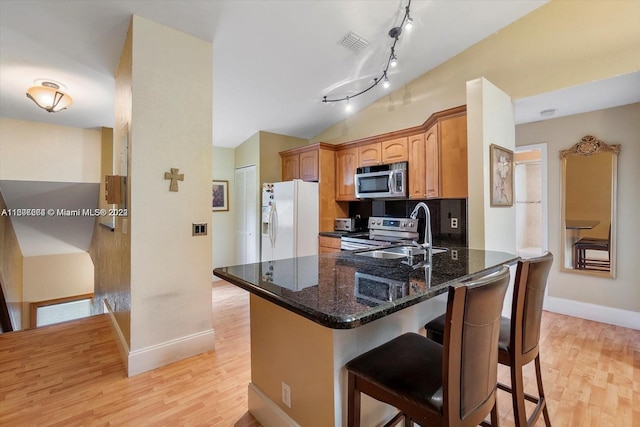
514, 143, 548, 258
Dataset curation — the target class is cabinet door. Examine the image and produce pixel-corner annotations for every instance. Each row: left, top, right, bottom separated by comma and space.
408, 133, 426, 199
425, 123, 440, 199
439, 115, 468, 198
382, 137, 408, 163
358, 142, 381, 167
299, 149, 319, 181
282, 154, 299, 181
335, 147, 358, 201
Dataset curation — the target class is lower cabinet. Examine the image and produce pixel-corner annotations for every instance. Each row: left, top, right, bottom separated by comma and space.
319, 236, 341, 254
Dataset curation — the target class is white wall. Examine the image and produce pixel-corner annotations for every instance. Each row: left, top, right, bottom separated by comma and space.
0, 117, 100, 183
126, 15, 214, 373
212, 147, 235, 271
516, 103, 640, 319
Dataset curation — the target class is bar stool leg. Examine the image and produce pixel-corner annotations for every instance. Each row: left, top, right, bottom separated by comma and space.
535, 355, 552, 427
348, 373, 361, 427
511, 361, 528, 427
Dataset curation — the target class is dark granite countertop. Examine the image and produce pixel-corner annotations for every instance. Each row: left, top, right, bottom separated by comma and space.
213, 248, 518, 330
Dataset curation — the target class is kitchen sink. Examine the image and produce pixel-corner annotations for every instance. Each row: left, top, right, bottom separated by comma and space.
355, 245, 448, 259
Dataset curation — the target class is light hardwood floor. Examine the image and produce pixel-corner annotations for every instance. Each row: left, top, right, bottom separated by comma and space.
1, 281, 638, 426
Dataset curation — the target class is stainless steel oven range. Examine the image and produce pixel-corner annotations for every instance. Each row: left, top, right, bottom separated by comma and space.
340, 216, 419, 250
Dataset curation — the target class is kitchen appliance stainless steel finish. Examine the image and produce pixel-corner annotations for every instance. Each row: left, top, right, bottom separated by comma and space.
340, 216, 419, 250
354, 161, 407, 199
354, 272, 408, 306
334, 217, 366, 232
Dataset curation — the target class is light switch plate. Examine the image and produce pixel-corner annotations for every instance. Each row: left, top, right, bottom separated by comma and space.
192, 223, 207, 236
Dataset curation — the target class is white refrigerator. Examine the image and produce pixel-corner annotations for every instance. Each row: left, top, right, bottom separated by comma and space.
261, 180, 319, 262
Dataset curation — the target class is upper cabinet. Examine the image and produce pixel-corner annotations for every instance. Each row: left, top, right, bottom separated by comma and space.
358, 143, 381, 167
333, 106, 467, 202
438, 114, 468, 198
335, 146, 358, 201
408, 133, 426, 199
282, 153, 300, 181
382, 137, 408, 163
280, 143, 348, 231
357, 137, 408, 167
299, 149, 319, 181
281, 146, 319, 182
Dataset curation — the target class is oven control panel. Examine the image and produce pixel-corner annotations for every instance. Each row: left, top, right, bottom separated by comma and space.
368, 217, 418, 233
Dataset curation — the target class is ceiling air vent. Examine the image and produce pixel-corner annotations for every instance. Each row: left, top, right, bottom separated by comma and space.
339, 31, 369, 53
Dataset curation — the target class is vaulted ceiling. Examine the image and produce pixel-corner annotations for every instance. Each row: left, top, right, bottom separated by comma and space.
1, 0, 550, 148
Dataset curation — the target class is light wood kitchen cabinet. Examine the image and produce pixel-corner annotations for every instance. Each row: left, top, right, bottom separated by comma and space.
408, 133, 426, 199
425, 123, 440, 198
299, 149, 319, 181
358, 142, 381, 167
335, 146, 358, 201
357, 137, 408, 167
382, 137, 408, 163
281, 148, 319, 182
439, 114, 467, 198
319, 235, 341, 254
281, 153, 300, 181
425, 115, 468, 199
280, 143, 348, 232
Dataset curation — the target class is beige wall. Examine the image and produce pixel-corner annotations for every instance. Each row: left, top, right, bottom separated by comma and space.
212, 147, 235, 270
128, 15, 213, 352
250, 295, 335, 426
311, 1, 640, 145
258, 131, 307, 183
516, 103, 640, 312
0, 117, 100, 183
0, 192, 24, 330
23, 253, 93, 303
90, 20, 133, 345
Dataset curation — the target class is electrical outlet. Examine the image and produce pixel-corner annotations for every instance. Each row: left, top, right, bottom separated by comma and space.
451, 249, 458, 261
282, 382, 291, 408
450, 217, 458, 229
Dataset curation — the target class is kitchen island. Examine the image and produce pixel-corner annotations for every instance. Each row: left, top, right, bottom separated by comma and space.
213, 247, 518, 426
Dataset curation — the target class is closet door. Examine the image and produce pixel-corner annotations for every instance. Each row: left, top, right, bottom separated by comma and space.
235, 165, 258, 264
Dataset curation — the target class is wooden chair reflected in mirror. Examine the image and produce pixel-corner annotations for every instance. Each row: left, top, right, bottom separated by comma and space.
573, 225, 610, 271
561, 135, 619, 278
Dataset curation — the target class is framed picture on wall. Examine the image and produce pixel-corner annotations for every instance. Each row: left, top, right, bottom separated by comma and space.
212, 180, 229, 211
489, 144, 514, 207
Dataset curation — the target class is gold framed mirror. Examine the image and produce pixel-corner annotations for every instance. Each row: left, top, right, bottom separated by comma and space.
561, 135, 619, 278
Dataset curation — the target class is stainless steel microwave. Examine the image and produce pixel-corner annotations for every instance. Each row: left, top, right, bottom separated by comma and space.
354, 161, 407, 199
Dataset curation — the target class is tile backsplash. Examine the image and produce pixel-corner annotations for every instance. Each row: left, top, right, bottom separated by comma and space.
348, 198, 468, 247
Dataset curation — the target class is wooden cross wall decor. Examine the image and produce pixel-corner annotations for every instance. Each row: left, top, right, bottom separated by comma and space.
164, 168, 184, 192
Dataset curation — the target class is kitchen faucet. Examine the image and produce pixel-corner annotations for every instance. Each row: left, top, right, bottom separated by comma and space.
409, 202, 433, 266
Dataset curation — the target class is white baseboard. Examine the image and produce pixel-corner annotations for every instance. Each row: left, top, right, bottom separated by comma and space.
248, 383, 300, 427
545, 296, 640, 330
103, 299, 131, 373
103, 299, 216, 377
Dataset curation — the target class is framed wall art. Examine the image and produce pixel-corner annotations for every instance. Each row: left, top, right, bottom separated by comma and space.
489, 144, 514, 207
212, 180, 229, 211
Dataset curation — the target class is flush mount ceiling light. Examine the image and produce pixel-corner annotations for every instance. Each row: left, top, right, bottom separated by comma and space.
26, 81, 73, 113
323, 0, 414, 111
540, 108, 556, 117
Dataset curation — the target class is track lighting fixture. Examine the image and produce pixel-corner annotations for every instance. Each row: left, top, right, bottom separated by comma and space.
322, 0, 414, 108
